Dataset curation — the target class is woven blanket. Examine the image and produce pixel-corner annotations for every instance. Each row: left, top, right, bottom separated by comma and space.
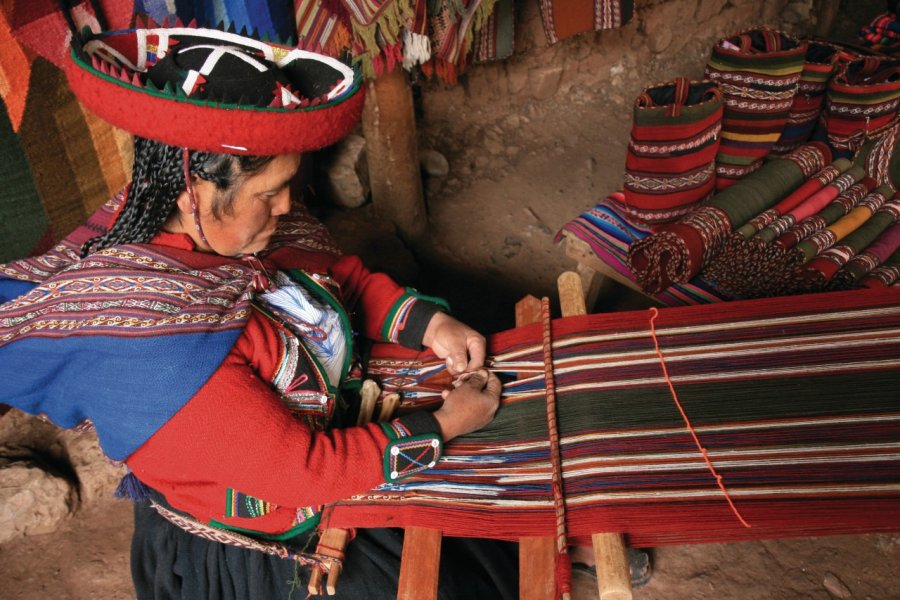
323, 287, 900, 548
538, 0, 633, 46
554, 194, 728, 306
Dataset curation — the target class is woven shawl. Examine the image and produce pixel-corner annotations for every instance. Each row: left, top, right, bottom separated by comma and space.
0, 190, 340, 460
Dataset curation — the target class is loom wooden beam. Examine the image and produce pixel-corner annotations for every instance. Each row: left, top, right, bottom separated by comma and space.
397, 528, 442, 600
558, 271, 633, 600
516, 295, 558, 600
361, 68, 427, 241
562, 233, 652, 305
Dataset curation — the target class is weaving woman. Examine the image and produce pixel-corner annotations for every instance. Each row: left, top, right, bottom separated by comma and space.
0, 25, 518, 599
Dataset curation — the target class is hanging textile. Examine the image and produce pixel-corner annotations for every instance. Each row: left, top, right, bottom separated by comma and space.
627, 142, 830, 294
0, 2, 131, 262
321, 287, 900, 548
133, 0, 297, 43
293, 0, 353, 56
620, 78, 723, 227
538, 0, 633, 46
471, 0, 513, 64
704, 28, 806, 189
553, 193, 728, 306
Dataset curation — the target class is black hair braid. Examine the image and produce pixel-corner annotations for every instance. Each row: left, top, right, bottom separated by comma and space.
80, 139, 273, 258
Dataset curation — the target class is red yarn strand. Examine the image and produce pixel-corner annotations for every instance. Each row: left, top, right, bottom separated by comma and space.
648, 306, 752, 529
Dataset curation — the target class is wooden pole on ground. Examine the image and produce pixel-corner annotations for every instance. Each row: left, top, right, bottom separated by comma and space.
558, 272, 633, 600
361, 68, 427, 241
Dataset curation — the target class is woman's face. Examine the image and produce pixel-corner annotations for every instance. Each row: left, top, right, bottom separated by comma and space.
189, 153, 302, 256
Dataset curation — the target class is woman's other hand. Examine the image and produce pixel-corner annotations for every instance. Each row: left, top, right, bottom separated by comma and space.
422, 312, 486, 375
432, 369, 501, 441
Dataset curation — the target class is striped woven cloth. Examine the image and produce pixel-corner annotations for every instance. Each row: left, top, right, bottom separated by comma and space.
833, 220, 900, 288
705, 28, 806, 190
858, 245, 900, 287
620, 78, 723, 227
325, 287, 900, 548
538, 0, 633, 46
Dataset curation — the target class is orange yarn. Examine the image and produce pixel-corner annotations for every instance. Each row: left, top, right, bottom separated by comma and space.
648, 307, 751, 529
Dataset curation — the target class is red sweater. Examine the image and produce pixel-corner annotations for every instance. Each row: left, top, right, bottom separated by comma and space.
126, 233, 443, 538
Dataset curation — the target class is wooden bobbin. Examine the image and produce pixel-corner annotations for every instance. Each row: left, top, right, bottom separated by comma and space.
309, 380, 384, 595
558, 271, 633, 600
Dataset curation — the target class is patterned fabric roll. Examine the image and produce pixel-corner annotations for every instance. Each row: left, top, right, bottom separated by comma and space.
803, 196, 900, 285
834, 219, 900, 287
618, 78, 723, 227
859, 246, 900, 287
822, 56, 900, 156
772, 41, 840, 154
553, 193, 729, 306
705, 28, 806, 190
628, 142, 829, 293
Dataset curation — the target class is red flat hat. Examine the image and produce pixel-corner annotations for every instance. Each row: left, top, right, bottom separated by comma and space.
65, 27, 365, 155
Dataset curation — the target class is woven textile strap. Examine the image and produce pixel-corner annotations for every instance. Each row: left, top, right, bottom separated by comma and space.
149, 500, 339, 571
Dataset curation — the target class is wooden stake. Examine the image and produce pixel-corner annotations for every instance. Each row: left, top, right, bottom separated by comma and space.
397, 527, 442, 600
516, 295, 558, 600
361, 68, 427, 241
559, 271, 633, 600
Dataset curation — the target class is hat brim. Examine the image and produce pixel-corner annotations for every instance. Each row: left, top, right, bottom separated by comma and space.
65, 29, 365, 155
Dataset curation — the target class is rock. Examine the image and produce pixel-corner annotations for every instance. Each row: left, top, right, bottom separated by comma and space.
823, 572, 852, 599
695, 0, 723, 23
322, 134, 370, 208
643, 15, 673, 54
420, 148, 450, 177
529, 65, 564, 101
0, 457, 75, 543
59, 430, 127, 504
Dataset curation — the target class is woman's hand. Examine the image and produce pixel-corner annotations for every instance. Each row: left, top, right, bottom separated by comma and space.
422, 312, 486, 375
432, 369, 501, 441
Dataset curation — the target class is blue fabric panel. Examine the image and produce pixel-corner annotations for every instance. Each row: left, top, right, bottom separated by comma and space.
0, 279, 37, 303
0, 329, 241, 461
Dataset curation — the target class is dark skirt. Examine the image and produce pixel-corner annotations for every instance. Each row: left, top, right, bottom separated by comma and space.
131, 500, 518, 600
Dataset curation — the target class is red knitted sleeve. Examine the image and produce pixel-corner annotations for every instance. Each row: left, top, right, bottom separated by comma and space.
125, 312, 392, 522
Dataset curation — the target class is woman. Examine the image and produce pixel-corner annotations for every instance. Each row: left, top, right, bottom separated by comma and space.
0, 26, 516, 599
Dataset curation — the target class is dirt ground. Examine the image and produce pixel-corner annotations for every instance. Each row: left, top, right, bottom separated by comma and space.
3, 1, 900, 599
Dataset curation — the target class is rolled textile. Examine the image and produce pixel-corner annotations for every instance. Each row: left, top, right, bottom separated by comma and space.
705, 28, 806, 189
619, 78, 723, 226
772, 40, 840, 154
702, 181, 883, 298
755, 164, 865, 244
822, 56, 900, 156
803, 195, 900, 286
774, 177, 876, 252
553, 193, 729, 306
328, 287, 900, 548
833, 218, 900, 287
859, 246, 900, 287
628, 142, 830, 294
736, 158, 851, 239
792, 180, 886, 261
